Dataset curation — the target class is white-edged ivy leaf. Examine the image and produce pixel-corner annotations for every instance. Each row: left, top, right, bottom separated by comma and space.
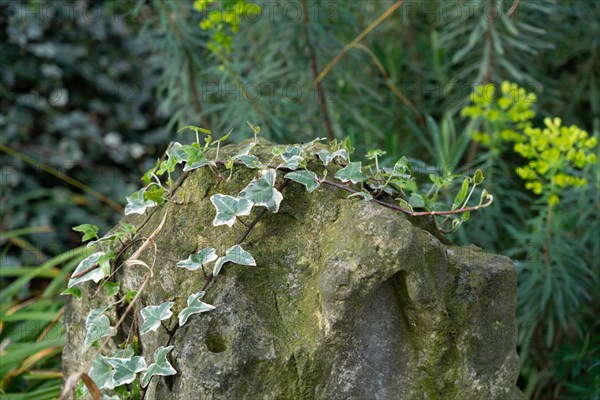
176, 247, 218, 271
301, 137, 326, 149
210, 194, 254, 227
166, 142, 187, 164
178, 291, 216, 326
278, 155, 305, 170
391, 156, 413, 177
105, 355, 147, 387
236, 154, 264, 169
125, 187, 157, 215
140, 346, 177, 387
281, 146, 303, 160
183, 144, 210, 171
72, 224, 99, 242
452, 178, 470, 209
89, 355, 116, 389
105, 281, 120, 297
213, 245, 256, 276
317, 149, 348, 166
239, 169, 283, 213
60, 287, 82, 299
84, 308, 115, 350
284, 170, 320, 193
140, 302, 174, 335
68, 252, 107, 288
334, 162, 367, 184
236, 142, 256, 157
347, 191, 373, 201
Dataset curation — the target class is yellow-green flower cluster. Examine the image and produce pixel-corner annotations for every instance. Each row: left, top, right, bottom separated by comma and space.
514, 117, 596, 205
462, 82, 598, 207
462, 81, 537, 127
194, 0, 260, 55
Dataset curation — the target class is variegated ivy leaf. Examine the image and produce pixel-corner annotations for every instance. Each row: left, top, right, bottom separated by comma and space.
183, 144, 210, 171
166, 142, 187, 164
278, 155, 305, 170
178, 291, 216, 326
124, 187, 158, 215
239, 169, 283, 213
141, 346, 177, 387
105, 355, 147, 387
213, 245, 256, 276
84, 308, 116, 350
210, 194, 254, 227
335, 162, 367, 184
281, 145, 303, 160
233, 143, 264, 169
140, 302, 175, 335
284, 170, 320, 193
237, 154, 264, 169
68, 251, 112, 288
347, 191, 373, 201
317, 149, 348, 166
89, 355, 116, 389
176, 247, 218, 271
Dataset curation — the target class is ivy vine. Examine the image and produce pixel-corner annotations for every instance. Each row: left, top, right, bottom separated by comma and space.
60, 124, 493, 399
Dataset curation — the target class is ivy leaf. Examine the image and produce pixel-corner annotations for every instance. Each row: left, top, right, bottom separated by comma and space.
278, 155, 305, 170
105, 281, 120, 297
210, 194, 254, 227
391, 156, 413, 177
72, 224, 99, 242
125, 187, 157, 215
89, 355, 116, 389
183, 144, 210, 171
409, 193, 426, 209
140, 346, 177, 387
239, 169, 283, 213
284, 170, 320, 193
166, 142, 188, 164
396, 198, 414, 211
281, 146, 303, 160
176, 248, 218, 271
334, 162, 367, 184
84, 308, 115, 350
237, 154, 264, 169
144, 183, 165, 205
140, 302, 174, 335
234, 143, 263, 169
366, 149, 386, 159
60, 287, 82, 299
347, 191, 373, 201
317, 149, 348, 166
105, 355, 147, 387
213, 245, 256, 276
68, 252, 108, 288
178, 291, 216, 326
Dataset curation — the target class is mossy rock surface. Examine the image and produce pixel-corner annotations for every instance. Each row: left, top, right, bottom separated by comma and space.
63, 141, 520, 399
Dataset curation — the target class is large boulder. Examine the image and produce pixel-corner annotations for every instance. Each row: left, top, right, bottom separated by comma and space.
63, 141, 522, 399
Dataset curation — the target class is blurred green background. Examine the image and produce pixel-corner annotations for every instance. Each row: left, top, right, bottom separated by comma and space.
1, 0, 598, 399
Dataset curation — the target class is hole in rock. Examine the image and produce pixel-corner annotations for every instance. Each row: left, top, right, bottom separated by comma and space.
205, 332, 228, 353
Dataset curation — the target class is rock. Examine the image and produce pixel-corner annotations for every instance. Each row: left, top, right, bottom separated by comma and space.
63, 141, 521, 399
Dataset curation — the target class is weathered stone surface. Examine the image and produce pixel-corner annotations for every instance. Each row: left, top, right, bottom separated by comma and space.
63, 141, 521, 399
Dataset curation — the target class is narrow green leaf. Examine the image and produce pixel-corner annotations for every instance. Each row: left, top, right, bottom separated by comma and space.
452, 178, 470, 209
